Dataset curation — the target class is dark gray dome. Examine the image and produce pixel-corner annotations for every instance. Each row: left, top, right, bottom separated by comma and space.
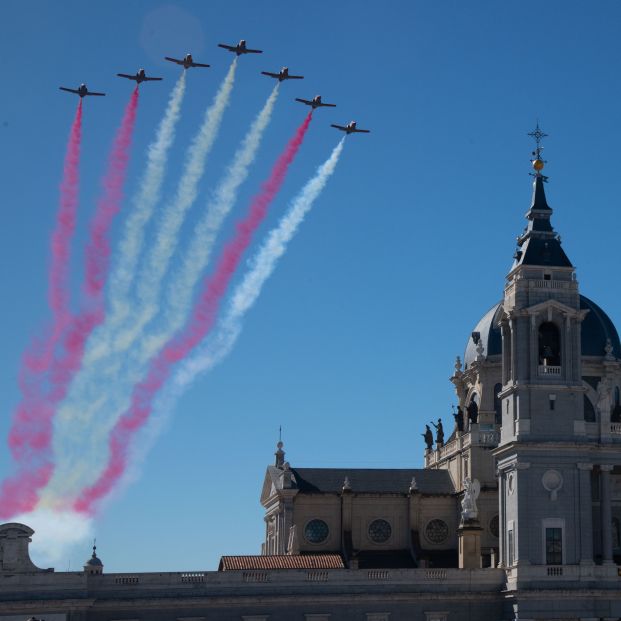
463, 295, 620, 369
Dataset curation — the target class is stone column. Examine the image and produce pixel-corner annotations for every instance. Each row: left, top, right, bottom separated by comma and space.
458, 521, 483, 569
577, 463, 594, 565
529, 313, 537, 382
498, 472, 506, 567
600, 465, 614, 564
510, 318, 517, 382
501, 322, 509, 385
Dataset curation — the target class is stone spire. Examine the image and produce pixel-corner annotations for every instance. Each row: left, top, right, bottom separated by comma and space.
274, 428, 285, 468
512, 124, 572, 269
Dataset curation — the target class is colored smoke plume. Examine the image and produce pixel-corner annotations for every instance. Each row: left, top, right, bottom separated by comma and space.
114, 60, 237, 354
0, 91, 139, 518
178, 137, 346, 387
42, 82, 277, 506
105, 72, 187, 334
0, 103, 84, 518
84, 88, 139, 300
119, 139, 345, 494
75, 112, 313, 513
140, 83, 281, 362
40, 77, 186, 504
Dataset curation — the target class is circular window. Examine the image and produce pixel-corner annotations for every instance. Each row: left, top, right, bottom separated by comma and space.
368, 519, 392, 543
425, 519, 449, 544
304, 519, 329, 544
490, 515, 499, 538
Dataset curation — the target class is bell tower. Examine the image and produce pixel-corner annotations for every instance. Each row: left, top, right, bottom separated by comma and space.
494, 125, 620, 594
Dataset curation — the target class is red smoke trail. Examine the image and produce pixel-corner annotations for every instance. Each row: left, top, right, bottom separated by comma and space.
75, 113, 313, 513
0, 91, 139, 519
8, 101, 83, 463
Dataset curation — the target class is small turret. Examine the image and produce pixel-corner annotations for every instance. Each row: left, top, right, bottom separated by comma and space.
83, 541, 103, 575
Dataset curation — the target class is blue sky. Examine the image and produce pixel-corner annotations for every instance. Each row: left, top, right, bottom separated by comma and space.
0, 0, 620, 571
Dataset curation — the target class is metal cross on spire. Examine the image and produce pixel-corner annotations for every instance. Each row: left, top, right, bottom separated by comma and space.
528, 122, 548, 180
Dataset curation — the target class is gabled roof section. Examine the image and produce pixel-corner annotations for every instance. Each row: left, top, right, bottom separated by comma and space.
290, 468, 455, 495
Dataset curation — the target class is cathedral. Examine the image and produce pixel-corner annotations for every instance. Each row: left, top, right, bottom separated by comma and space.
1, 134, 621, 620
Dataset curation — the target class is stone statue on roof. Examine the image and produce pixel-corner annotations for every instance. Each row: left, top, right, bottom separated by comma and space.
422, 425, 433, 450
431, 418, 444, 445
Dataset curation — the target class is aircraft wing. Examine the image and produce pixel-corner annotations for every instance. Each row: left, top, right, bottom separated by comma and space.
59, 87, 79, 94
295, 98, 312, 105
261, 71, 280, 78
86, 91, 106, 97
144, 77, 163, 81
319, 102, 337, 107
218, 43, 236, 51
117, 73, 136, 80
287, 74, 304, 79
331, 124, 348, 131
191, 62, 210, 67
245, 48, 263, 54
352, 128, 370, 133
164, 57, 183, 65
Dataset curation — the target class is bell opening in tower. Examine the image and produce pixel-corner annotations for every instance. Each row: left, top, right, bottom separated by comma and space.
538, 322, 561, 367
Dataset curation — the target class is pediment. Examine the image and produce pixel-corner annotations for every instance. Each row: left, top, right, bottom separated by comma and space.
523, 298, 588, 320
260, 467, 282, 505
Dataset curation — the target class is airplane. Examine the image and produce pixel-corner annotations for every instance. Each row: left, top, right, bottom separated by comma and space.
164, 54, 210, 69
295, 95, 336, 109
218, 39, 262, 55
331, 121, 370, 134
116, 69, 163, 84
261, 67, 303, 82
59, 83, 105, 98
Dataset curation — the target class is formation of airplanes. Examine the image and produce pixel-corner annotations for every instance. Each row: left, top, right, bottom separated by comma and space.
59, 39, 370, 135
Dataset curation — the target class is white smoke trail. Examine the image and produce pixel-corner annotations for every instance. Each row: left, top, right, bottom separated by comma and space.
138, 84, 280, 361
12, 509, 93, 569
112, 139, 346, 499
112, 60, 238, 354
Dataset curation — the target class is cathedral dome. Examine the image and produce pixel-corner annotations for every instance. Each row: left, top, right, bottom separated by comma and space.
463, 295, 620, 369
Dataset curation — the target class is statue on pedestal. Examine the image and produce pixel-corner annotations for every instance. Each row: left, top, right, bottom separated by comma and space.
461, 477, 480, 522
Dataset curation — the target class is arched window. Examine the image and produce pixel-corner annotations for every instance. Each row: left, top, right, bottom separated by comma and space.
538, 322, 561, 366
584, 395, 596, 422
494, 383, 502, 424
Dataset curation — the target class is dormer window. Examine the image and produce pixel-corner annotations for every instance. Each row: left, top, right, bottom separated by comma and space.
543, 272, 551, 281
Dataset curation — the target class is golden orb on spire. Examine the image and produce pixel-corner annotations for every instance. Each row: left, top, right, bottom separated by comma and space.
532, 159, 545, 172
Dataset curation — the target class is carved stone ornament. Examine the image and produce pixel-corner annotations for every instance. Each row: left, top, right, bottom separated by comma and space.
542, 469, 563, 501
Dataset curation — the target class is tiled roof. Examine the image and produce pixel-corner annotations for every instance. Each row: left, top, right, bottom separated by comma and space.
218, 554, 345, 571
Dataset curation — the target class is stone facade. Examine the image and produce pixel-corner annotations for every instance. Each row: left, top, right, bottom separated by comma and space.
1, 167, 621, 620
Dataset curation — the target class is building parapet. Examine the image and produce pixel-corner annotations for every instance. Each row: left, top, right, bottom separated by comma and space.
425, 427, 500, 468
0, 567, 507, 599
